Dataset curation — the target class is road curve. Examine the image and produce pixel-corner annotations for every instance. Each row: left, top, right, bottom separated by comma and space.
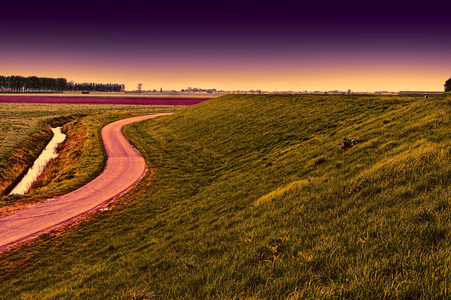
0, 113, 170, 251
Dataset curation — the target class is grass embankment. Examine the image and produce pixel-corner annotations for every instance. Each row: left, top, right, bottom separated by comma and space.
0, 103, 181, 212
2, 94, 451, 298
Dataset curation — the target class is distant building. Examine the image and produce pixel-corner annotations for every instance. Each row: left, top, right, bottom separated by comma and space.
399, 91, 443, 95
374, 91, 397, 95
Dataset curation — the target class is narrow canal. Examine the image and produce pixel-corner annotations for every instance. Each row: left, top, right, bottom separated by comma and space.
10, 127, 66, 195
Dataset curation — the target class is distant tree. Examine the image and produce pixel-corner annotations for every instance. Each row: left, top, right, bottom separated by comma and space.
27, 76, 40, 92
56, 78, 67, 92
138, 83, 142, 93
10, 76, 24, 92
67, 81, 75, 91
445, 78, 451, 92
0, 76, 5, 91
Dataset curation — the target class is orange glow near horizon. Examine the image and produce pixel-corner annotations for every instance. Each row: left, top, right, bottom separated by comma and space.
2, 0, 451, 94
1, 48, 449, 92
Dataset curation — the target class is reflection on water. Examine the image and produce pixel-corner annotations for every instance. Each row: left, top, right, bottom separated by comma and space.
10, 127, 66, 195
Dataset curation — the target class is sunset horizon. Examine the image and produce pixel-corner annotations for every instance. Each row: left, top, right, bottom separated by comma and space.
1, 0, 450, 93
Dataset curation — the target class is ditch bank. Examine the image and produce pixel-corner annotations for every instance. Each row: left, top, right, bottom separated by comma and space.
0, 115, 82, 198
9, 127, 66, 195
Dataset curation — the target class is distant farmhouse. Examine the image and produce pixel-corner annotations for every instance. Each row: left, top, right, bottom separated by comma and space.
399, 91, 443, 95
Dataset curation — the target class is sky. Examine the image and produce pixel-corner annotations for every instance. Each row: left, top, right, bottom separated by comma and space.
1, 0, 451, 92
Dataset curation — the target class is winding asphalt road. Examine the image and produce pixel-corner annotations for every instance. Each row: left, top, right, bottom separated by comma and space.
0, 113, 170, 251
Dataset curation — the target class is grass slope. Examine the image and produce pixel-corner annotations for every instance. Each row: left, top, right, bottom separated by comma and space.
2, 94, 451, 298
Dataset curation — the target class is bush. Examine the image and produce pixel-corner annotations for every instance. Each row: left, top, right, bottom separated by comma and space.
341, 137, 359, 150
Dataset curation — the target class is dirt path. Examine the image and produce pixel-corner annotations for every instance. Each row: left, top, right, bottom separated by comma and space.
0, 113, 170, 251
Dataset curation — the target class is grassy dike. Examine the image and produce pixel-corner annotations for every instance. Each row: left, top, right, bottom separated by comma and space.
2, 94, 451, 298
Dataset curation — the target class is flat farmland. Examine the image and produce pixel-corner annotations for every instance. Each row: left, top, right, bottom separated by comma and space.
0, 95, 211, 106
0, 101, 185, 160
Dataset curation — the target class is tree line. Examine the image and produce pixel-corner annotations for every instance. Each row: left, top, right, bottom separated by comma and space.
67, 81, 125, 92
0, 75, 124, 93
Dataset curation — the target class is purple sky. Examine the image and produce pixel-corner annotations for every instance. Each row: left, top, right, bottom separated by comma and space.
2, 0, 451, 92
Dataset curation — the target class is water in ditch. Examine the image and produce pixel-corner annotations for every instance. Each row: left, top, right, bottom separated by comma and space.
9, 127, 66, 195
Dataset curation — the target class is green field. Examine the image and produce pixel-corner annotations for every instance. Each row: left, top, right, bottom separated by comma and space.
2, 94, 451, 298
